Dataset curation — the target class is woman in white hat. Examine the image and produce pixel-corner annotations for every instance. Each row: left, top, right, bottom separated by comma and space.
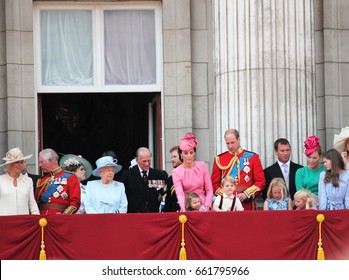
0, 147, 39, 215
60, 154, 92, 214
334, 126, 349, 169
84, 156, 128, 213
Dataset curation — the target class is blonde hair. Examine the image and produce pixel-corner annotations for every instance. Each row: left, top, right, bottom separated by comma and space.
220, 175, 236, 187
185, 192, 201, 211
266, 177, 288, 200
293, 189, 317, 208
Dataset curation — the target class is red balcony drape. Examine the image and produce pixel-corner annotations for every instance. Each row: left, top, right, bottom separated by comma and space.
0, 210, 348, 260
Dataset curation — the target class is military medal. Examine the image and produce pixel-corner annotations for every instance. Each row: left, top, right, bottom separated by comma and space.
243, 165, 250, 173
53, 191, 59, 198
243, 155, 251, 182
156, 180, 166, 190
61, 192, 68, 199
244, 175, 250, 182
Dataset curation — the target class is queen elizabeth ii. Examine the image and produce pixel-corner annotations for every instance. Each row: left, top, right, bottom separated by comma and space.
84, 156, 128, 213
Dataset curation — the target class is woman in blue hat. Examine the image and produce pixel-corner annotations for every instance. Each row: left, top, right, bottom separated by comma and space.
84, 156, 128, 213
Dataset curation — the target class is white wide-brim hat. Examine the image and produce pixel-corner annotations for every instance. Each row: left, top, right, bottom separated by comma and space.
334, 127, 349, 152
92, 156, 122, 177
59, 154, 93, 180
0, 147, 32, 167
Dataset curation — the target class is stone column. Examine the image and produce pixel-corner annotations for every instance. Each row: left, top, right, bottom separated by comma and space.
2, 0, 36, 173
163, 0, 193, 164
0, 0, 8, 163
317, 0, 349, 149
213, 0, 316, 166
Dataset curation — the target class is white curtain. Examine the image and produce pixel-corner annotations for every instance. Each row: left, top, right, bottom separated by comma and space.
104, 10, 156, 85
40, 10, 93, 86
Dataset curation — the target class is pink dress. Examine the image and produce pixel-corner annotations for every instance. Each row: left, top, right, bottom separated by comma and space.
172, 161, 213, 211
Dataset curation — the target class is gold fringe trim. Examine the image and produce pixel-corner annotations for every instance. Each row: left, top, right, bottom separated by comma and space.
63, 205, 77, 214
39, 218, 48, 260
316, 214, 325, 260
178, 215, 187, 260
215, 155, 240, 183
214, 156, 236, 171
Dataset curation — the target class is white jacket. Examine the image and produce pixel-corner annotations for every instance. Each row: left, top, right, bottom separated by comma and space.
0, 173, 39, 215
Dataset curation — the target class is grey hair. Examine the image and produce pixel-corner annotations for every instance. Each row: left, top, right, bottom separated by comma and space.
39, 148, 59, 162
136, 147, 152, 158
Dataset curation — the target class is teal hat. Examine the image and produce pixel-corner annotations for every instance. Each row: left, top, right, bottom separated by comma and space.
59, 154, 92, 180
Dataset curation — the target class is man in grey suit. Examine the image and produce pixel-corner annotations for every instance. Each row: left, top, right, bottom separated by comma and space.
262, 138, 303, 200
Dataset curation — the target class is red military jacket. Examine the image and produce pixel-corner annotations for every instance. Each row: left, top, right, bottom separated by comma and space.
35, 166, 81, 214
211, 148, 266, 210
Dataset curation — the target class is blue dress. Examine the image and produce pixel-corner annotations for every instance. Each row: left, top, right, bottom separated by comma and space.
266, 198, 290, 210
84, 180, 128, 213
318, 169, 349, 210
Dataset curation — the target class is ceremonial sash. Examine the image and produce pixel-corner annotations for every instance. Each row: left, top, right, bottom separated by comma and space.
229, 151, 254, 178
40, 173, 72, 203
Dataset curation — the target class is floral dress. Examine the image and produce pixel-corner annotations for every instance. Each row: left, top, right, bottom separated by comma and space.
266, 198, 290, 210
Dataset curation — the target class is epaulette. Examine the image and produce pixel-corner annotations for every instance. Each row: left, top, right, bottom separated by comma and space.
242, 150, 255, 158
216, 151, 230, 157
243, 150, 255, 154
37, 177, 50, 188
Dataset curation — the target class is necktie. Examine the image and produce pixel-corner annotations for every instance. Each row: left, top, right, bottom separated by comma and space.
282, 164, 289, 182
13, 177, 17, 187
142, 171, 148, 183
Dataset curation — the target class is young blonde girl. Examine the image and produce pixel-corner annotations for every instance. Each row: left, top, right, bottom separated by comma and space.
293, 188, 318, 210
213, 176, 244, 211
263, 177, 293, 210
185, 192, 205, 211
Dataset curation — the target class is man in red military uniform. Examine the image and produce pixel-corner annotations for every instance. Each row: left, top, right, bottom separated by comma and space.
211, 129, 266, 210
35, 148, 80, 214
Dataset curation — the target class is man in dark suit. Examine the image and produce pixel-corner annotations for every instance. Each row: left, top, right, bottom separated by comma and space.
263, 138, 303, 200
121, 147, 168, 213
163, 146, 182, 212
21, 161, 41, 191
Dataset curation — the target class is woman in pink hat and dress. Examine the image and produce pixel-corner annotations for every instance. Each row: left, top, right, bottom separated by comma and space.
295, 136, 325, 201
0, 147, 39, 215
172, 132, 213, 212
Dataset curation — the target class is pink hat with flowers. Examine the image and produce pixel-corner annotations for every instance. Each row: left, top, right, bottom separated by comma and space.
304, 136, 321, 156
179, 132, 198, 152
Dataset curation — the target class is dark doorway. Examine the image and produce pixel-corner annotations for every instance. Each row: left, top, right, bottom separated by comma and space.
39, 92, 162, 174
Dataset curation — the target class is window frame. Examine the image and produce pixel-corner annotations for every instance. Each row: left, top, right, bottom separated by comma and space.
33, 1, 163, 93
